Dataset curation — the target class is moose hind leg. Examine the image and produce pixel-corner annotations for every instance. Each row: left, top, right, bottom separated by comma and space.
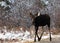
49, 27, 51, 41
48, 24, 52, 41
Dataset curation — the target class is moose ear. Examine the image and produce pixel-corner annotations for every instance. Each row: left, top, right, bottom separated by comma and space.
35, 12, 38, 16
38, 12, 40, 16
30, 12, 32, 15
29, 12, 35, 19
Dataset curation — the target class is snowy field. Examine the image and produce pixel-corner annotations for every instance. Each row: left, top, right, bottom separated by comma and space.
0, 26, 60, 43
0, 29, 60, 43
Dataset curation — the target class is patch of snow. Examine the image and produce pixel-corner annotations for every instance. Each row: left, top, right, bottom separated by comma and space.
0, 1, 7, 7
0, 30, 30, 40
45, 1, 49, 5
42, 35, 49, 39
41, 0, 49, 5
4, 32, 13, 40
0, 33, 5, 39
0, 1, 11, 9
24, 30, 30, 36
0, 29, 60, 41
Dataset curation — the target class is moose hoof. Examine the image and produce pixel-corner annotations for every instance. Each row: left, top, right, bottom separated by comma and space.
38, 38, 40, 41
34, 39, 36, 42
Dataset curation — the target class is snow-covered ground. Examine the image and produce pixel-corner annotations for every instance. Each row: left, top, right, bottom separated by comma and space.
0, 30, 30, 40
0, 29, 60, 43
0, 27, 60, 43
0, 29, 60, 41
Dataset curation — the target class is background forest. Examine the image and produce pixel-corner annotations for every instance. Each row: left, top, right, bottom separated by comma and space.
0, 0, 60, 43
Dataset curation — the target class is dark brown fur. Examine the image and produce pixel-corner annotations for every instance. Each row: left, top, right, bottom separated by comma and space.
30, 13, 51, 42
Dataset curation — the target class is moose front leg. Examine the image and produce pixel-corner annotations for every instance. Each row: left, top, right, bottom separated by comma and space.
39, 26, 44, 41
34, 30, 36, 42
34, 26, 39, 42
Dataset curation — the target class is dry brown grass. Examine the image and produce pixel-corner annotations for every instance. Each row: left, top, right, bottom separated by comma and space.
51, 28, 60, 35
